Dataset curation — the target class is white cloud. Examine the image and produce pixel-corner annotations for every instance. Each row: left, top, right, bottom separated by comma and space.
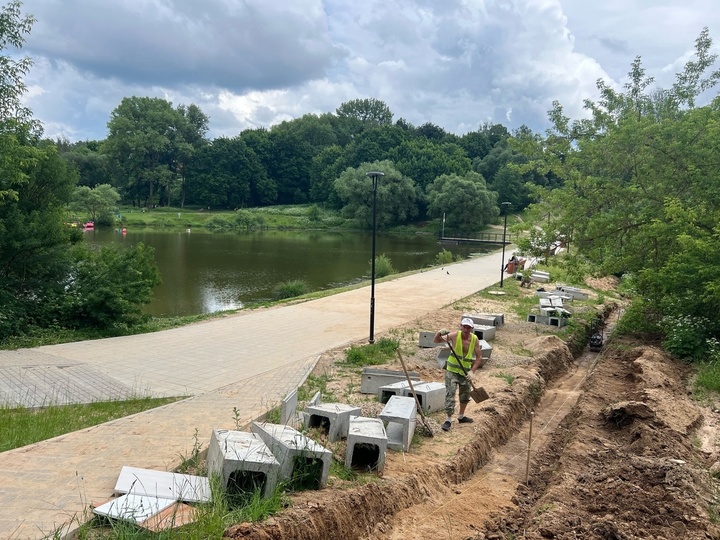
13, 0, 720, 141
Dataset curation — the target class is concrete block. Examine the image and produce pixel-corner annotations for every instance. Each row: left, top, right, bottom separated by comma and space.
308, 391, 321, 407
361, 367, 420, 395
378, 380, 415, 403
418, 331, 442, 348
531, 271, 550, 283
527, 313, 550, 325
305, 403, 362, 441
379, 395, 417, 452
251, 422, 332, 490
549, 316, 568, 328
464, 312, 504, 327
280, 389, 297, 425
207, 429, 280, 498
473, 324, 496, 341
345, 416, 387, 473
555, 285, 589, 301
403, 381, 445, 414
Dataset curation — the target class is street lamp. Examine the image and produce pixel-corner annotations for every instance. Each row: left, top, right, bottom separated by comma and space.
499, 202, 512, 287
366, 171, 384, 343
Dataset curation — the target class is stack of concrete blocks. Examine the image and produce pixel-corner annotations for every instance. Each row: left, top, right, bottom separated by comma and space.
378, 380, 417, 404
361, 367, 420, 394
404, 381, 445, 414
531, 270, 551, 283
535, 290, 571, 301
436, 340, 492, 368
555, 285, 589, 301
528, 293, 571, 327
379, 395, 417, 452
251, 422, 332, 490
207, 429, 280, 498
305, 403, 362, 442
344, 415, 387, 474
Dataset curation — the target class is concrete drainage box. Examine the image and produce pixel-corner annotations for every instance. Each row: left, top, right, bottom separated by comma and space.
207, 429, 280, 498
361, 367, 420, 395
251, 422, 332, 490
345, 416, 387, 473
305, 403, 361, 441
379, 395, 417, 452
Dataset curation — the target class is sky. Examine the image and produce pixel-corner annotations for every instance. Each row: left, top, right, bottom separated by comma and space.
12, 0, 720, 142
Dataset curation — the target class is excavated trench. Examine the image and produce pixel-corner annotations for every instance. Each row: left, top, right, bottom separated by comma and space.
225, 309, 720, 540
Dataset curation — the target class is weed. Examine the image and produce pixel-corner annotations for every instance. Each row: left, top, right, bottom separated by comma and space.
177, 428, 205, 475
493, 371, 516, 385
371, 254, 396, 278
232, 406, 242, 430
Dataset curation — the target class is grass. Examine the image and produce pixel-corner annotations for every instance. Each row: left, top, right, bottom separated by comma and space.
0, 396, 183, 453
344, 337, 399, 366
493, 371, 516, 385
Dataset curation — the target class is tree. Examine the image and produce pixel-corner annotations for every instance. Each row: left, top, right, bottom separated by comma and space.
389, 138, 472, 191
70, 184, 120, 222
426, 171, 499, 232
334, 160, 422, 228
336, 98, 393, 125
104, 97, 208, 207
519, 28, 720, 352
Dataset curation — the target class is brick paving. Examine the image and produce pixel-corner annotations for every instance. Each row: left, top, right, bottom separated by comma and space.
0, 250, 505, 539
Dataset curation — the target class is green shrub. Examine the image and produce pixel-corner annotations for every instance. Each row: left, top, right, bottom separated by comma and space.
274, 279, 309, 300
435, 249, 454, 265
371, 254, 396, 278
205, 215, 233, 230
661, 315, 712, 362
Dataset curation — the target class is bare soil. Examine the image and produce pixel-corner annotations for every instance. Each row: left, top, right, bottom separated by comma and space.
225, 280, 720, 540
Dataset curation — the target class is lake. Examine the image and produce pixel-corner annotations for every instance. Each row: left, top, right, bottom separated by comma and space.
85, 228, 492, 317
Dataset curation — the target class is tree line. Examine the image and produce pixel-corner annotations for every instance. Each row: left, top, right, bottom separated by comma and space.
57, 96, 558, 232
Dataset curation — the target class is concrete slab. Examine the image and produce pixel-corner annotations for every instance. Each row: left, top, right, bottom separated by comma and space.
361, 367, 420, 395
114, 466, 210, 503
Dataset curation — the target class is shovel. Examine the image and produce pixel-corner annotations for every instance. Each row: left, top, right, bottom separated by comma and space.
445, 340, 490, 403
396, 349, 434, 437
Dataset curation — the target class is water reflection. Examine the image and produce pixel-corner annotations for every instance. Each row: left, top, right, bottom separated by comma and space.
86, 229, 491, 317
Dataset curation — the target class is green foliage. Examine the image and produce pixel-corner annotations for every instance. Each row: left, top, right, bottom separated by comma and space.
297, 374, 333, 402
371, 254, 396, 278
0, 396, 180, 453
661, 315, 713, 362
426, 171, 499, 232
612, 297, 662, 339
493, 371, 516, 385
516, 28, 720, 347
344, 337, 399, 366
435, 249, 454, 265
274, 279, 310, 300
336, 98, 393, 126
69, 184, 120, 222
334, 160, 422, 228
62, 242, 161, 329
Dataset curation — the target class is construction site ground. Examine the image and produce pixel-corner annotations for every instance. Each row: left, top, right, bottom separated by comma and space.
226, 277, 720, 540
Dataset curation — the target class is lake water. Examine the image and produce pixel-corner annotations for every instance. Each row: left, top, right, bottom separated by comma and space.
85, 228, 492, 317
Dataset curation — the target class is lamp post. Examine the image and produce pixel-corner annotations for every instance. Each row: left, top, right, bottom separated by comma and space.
366, 171, 384, 343
499, 202, 512, 287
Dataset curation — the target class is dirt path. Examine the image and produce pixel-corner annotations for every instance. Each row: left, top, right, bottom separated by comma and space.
225, 286, 720, 540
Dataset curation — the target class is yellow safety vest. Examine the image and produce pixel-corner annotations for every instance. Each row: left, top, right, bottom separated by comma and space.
446, 332, 477, 376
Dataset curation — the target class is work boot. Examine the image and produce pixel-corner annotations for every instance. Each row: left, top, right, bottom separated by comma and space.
441, 420, 452, 431
458, 416, 474, 424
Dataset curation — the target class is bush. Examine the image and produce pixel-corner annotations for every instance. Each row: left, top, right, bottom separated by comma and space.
371, 254, 396, 278
274, 279, 309, 300
661, 315, 711, 362
435, 249, 454, 265
205, 215, 233, 231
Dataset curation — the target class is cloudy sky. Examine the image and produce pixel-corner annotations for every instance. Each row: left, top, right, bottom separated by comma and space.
13, 0, 720, 142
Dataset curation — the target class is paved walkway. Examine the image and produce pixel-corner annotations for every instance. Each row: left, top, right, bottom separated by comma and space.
0, 250, 506, 539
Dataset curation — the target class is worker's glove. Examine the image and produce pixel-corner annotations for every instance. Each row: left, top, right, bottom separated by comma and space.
439, 329, 449, 337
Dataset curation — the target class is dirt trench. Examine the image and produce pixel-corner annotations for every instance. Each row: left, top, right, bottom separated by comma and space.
225, 314, 720, 540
